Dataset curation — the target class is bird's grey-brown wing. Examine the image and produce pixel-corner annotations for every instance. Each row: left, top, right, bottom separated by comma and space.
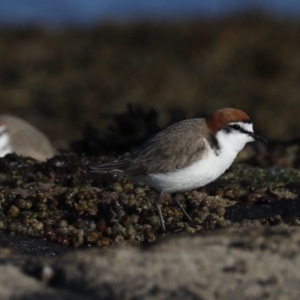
92, 118, 209, 176
127, 118, 209, 175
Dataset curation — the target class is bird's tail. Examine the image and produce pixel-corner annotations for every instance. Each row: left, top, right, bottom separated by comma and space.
90, 159, 129, 173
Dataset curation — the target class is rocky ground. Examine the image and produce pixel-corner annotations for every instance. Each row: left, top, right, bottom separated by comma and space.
0, 13, 300, 299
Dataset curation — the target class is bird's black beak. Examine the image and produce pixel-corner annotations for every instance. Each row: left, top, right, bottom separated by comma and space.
250, 132, 267, 143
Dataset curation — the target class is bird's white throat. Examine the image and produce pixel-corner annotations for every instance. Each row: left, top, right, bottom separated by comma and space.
216, 122, 254, 154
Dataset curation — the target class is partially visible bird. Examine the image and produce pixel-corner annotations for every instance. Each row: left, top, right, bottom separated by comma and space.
0, 114, 56, 162
91, 108, 266, 231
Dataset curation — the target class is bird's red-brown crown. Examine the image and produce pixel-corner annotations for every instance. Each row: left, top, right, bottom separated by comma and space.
205, 108, 250, 133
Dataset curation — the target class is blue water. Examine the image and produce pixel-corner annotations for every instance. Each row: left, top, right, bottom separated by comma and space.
0, 0, 299, 28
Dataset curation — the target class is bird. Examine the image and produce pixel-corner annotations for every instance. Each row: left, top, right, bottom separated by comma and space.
0, 114, 56, 162
91, 108, 266, 231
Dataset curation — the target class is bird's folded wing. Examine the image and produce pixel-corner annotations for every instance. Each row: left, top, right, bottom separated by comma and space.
92, 119, 208, 177
126, 119, 208, 176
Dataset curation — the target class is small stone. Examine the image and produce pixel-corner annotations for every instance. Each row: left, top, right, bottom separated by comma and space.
8, 205, 20, 217
15, 199, 27, 209
215, 206, 226, 217
148, 215, 160, 228
57, 219, 68, 228
111, 183, 123, 193
85, 231, 101, 244
134, 187, 145, 195
224, 188, 238, 200
185, 227, 196, 233
123, 183, 133, 192
114, 235, 125, 243
72, 229, 84, 247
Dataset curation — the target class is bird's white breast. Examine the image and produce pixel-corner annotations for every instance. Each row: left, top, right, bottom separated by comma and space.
138, 135, 245, 193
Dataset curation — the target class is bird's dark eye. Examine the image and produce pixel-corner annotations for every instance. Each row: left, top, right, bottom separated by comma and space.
230, 124, 241, 131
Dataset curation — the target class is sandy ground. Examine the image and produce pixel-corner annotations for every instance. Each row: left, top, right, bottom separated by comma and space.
0, 226, 298, 300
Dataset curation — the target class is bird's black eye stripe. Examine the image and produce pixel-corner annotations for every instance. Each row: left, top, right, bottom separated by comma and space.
229, 124, 241, 131
223, 123, 250, 135
228, 124, 252, 135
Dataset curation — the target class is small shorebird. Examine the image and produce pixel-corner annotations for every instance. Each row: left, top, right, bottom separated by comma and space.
0, 115, 56, 162
91, 108, 266, 231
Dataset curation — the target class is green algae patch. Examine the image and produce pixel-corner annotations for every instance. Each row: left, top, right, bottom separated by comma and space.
217, 165, 300, 190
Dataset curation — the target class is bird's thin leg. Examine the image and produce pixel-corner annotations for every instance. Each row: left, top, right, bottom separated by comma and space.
174, 195, 193, 224
154, 192, 166, 232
